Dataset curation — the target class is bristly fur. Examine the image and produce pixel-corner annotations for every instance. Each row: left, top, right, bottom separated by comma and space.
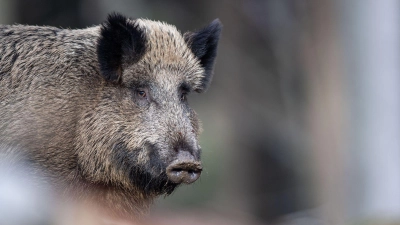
184, 19, 222, 92
0, 12, 222, 219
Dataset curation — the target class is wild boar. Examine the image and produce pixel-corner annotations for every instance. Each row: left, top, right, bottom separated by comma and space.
0, 13, 221, 217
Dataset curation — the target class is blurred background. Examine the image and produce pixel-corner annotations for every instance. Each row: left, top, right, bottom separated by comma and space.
0, 0, 399, 224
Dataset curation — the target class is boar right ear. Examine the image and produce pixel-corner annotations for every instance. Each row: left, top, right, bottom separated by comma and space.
97, 13, 146, 83
184, 19, 222, 92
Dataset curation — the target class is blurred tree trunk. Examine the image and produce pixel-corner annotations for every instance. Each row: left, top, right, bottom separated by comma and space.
301, 0, 347, 224
339, 0, 400, 223
304, 0, 400, 224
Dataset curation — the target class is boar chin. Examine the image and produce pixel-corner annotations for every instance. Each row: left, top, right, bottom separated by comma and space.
111, 142, 177, 194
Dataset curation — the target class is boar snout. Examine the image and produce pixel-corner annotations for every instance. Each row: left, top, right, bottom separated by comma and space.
166, 150, 202, 184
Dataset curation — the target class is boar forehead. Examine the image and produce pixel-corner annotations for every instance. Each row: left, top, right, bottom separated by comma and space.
122, 19, 205, 90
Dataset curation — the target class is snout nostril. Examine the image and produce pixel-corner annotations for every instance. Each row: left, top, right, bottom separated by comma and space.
187, 168, 201, 174
171, 168, 183, 173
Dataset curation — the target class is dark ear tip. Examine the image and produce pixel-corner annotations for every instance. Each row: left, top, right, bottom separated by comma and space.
107, 12, 127, 20
211, 18, 222, 26
209, 19, 223, 33
104, 12, 129, 28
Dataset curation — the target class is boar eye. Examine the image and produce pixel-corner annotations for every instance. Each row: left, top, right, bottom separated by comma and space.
133, 88, 150, 106
137, 90, 146, 98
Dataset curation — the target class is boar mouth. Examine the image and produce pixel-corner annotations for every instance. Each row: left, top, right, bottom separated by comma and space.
166, 162, 202, 184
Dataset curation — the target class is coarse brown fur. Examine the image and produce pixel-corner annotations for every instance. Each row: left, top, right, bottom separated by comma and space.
0, 13, 221, 218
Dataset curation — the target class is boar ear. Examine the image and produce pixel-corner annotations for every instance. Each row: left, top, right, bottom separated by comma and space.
97, 13, 146, 83
184, 19, 222, 92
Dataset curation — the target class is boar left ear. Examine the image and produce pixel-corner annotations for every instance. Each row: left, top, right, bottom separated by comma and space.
97, 13, 146, 83
184, 19, 222, 92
